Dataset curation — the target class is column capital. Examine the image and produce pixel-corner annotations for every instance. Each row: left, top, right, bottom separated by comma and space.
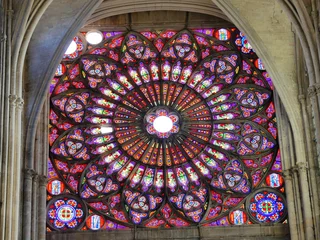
290, 165, 299, 173
24, 168, 36, 179
6, 9, 14, 16
33, 174, 39, 182
298, 94, 306, 102
307, 85, 317, 98
282, 169, 292, 181
9, 94, 17, 106
16, 97, 24, 109
296, 162, 308, 173
38, 175, 48, 186
0, 35, 7, 42
315, 83, 320, 95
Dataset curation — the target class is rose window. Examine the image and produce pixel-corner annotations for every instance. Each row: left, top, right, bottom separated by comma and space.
48, 28, 286, 231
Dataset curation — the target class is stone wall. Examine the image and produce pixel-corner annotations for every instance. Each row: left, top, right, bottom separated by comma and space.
47, 225, 289, 240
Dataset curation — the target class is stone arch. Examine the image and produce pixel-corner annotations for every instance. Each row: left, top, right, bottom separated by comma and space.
86, 0, 229, 24
25, 0, 301, 167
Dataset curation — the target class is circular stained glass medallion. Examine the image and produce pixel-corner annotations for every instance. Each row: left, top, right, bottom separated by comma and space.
47, 179, 65, 195
57, 205, 76, 222
229, 210, 248, 225
86, 214, 105, 230
47, 196, 86, 230
266, 173, 284, 188
247, 189, 286, 223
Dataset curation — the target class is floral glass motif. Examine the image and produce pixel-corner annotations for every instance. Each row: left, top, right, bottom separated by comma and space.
48, 28, 286, 231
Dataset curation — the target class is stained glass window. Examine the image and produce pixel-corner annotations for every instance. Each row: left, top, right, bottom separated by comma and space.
47, 28, 286, 231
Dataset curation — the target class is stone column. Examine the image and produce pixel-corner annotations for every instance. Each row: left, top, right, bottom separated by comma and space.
38, 175, 47, 240
4, 94, 17, 240
12, 97, 24, 240
296, 162, 314, 240
299, 92, 320, 239
32, 174, 39, 240
307, 86, 320, 167
23, 168, 35, 240
291, 166, 306, 240
0, 5, 12, 240
283, 169, 299, 240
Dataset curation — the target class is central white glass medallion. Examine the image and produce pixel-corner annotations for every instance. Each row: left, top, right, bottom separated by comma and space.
153, 116, 173, 133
